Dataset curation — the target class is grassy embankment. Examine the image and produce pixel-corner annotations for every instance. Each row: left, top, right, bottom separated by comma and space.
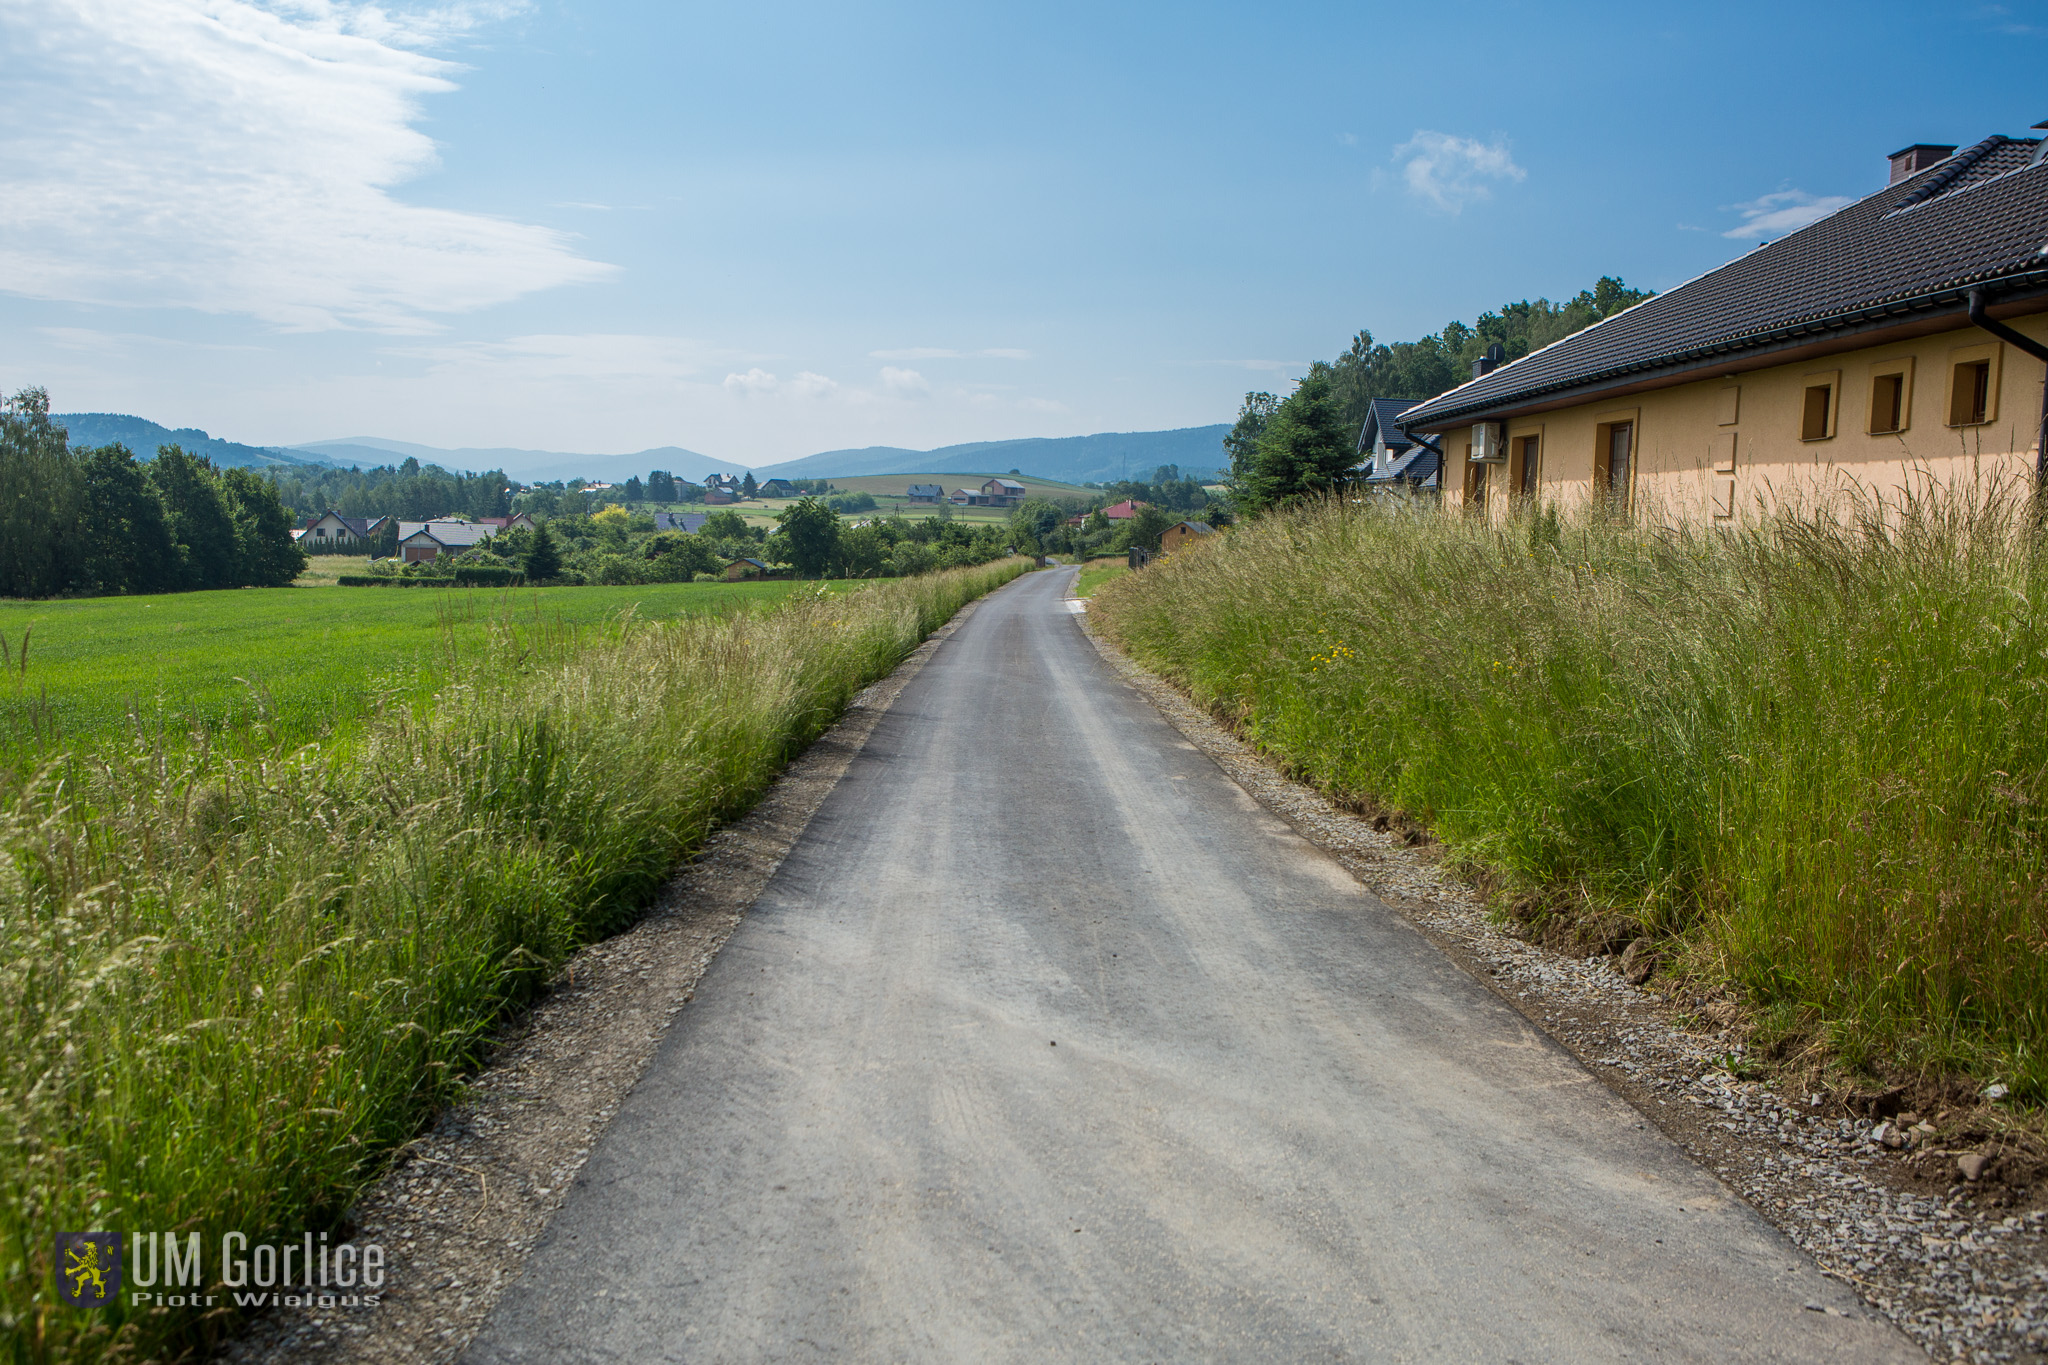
0, 578, 825, 761
1, 559, 1032, 1363
1090, 490, 2048, 1100
1074, 559, 1128, 598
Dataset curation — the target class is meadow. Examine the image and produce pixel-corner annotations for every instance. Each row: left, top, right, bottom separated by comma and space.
0, 579, 822, 760
0, 559, 1033, 1362
1074, 558, 1128, 598
1090, 487, 2048, 1102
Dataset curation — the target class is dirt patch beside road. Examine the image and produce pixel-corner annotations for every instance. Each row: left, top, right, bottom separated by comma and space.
1076, 607, 2047, 1365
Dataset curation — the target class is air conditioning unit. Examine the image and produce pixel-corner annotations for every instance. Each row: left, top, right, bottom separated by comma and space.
1471, 421, 1504, 463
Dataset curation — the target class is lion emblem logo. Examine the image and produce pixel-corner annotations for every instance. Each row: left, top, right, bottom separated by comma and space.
57, 1232, 121, 1308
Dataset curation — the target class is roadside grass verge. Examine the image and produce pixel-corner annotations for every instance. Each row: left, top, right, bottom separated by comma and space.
1089, 488, 2048, 1103
1074, 559, 1128, 598
0, 579, 836, 762
1, 558, 1031, 1363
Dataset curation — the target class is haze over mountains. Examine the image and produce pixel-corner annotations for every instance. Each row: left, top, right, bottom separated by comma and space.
51, 413, 1230, 486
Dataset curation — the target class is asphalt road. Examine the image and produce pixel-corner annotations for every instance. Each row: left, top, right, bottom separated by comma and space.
466, 567, 1918, 1363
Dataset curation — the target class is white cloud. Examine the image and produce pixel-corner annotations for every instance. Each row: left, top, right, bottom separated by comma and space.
723, 367, 782, 394
868, 346, 1033, 361
1392, 130, 1526, 212
1721, 189, 1855, 240
879, 366, 930, 396
0, 0, 612, 331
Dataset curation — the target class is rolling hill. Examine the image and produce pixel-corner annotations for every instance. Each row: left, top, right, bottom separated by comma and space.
751, 427, 1228, 484
51, 414, 332, 470
290, 437, 749, 485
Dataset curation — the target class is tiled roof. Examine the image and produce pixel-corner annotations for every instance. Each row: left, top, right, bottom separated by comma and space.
1356, 398, 1420, 455
1363, 444, 1441, 488
1400, 135, 2048, 429
399, 520, 499, 547
906, 484, 944, 497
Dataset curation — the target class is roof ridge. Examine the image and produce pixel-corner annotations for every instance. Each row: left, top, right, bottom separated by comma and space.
1885, 134, 2022, 215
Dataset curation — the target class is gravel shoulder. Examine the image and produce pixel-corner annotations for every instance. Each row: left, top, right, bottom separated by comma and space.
1075, 602, 2047, 1365
221, 596, 993, 1365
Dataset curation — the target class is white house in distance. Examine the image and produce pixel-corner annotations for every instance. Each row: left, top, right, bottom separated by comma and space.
300, 512, 393, 549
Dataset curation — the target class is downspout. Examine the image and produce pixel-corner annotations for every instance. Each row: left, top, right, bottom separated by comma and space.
1967, 287, 2048, 485
1403, 430, 1446, 486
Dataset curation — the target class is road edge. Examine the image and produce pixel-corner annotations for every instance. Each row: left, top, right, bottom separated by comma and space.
224, 584, 1014, 1365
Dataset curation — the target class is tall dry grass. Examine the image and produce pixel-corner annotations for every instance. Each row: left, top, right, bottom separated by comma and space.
1091, 483, 2048, 1099
0, 560, 1031, 1362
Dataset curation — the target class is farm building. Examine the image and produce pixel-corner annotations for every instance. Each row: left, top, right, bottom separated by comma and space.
950, 488, 988, 506
905, 483, 945, 504
980, 477, 1026, 506
722, 557, 772, 580
1159, 520, 1216, 554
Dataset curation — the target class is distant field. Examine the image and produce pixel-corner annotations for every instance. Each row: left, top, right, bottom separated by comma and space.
624, 473, 1091, 529
0, 580, 830, 759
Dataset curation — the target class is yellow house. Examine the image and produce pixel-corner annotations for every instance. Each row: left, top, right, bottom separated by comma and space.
1397, 131, 2048, 520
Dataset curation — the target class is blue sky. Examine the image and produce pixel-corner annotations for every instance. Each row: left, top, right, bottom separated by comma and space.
2, 0, 2042, 465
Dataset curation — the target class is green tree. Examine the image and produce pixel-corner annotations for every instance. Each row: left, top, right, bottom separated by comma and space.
775, 496, 841, 577
221, 466, 309, 586
1222, 392, 1281, 493
1008, 497, 1065, 553
1125, 504, 1175, 552
698, 509, 752, 542
525, 522, 563, 582
149, 445, 238, 590
1236, 372, 1353, 515
741, 471, 758, 500
78, 444, 178, 593
0, 388, 82, 597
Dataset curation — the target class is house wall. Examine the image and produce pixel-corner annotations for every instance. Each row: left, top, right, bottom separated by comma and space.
1434, 313, 2048, 521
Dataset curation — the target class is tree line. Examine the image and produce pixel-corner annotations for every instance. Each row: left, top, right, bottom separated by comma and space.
270, 459, 514, 523
0, 389, 306, 598
1226, 276, 1652, 514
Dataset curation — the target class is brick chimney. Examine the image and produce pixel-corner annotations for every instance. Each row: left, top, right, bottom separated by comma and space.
1888, 143, 1956, 184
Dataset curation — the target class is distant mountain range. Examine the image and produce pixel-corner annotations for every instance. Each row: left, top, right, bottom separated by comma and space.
52, 413, 333, 470
49, 413, 1230, 487
289, 437, 750, 485
751, 427, 1229, 485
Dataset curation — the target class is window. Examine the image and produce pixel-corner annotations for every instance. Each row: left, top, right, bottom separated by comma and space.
1951, 360, 1991, 425
1801, 383, 1833, 441
1866, 359, 1913, 435
1466, 445, 1487, 507
1602, 422, 1632, 505
1513, 434, 1540, 495
1869, 375, 1903, 434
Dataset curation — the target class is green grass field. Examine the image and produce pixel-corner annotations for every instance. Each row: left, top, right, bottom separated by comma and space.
0, 580, 824, 759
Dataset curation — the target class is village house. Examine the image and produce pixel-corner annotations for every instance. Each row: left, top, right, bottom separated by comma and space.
758, 478, 799, 498
905, 483, 945, 504
949, 487, 988, 506
1356, 400, 1439, 492
397, 520, 501, 564
1158, 520, 1216, 554
722, 557, 772, 580
299, 511, 392, 549
981, 477, 1027, 506
1100, 499, 1146, 521
1396, 128, 2048, 521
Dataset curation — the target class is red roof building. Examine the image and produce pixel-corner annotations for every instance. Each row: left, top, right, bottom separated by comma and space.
1101, 500, 1147, 521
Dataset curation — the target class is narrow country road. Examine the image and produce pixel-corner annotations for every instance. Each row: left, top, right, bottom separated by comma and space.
465, 567, 1916, 1362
